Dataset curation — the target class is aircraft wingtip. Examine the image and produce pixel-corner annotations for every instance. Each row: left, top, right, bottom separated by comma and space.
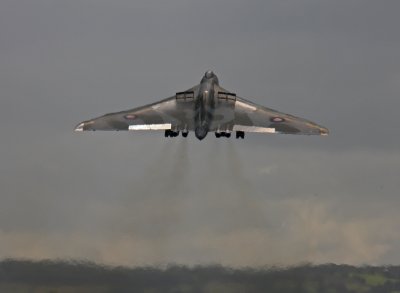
74, 122, 85, 132
320, 127, 329, 136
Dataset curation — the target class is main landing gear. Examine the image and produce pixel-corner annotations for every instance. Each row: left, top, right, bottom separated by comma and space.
164, 130, 245, 139
215, 131, 245, 139
165, 130, 179, 137
215, 132, 230, 138
236, 131, 245, 139
165, 130, 189, 138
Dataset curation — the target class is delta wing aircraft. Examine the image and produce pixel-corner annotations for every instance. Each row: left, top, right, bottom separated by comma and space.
75, 71, 329, 140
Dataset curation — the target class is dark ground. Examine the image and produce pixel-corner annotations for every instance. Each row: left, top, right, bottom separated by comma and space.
1, 260, 400, 292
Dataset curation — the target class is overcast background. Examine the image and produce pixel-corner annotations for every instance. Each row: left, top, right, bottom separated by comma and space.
0, 0, 399, 267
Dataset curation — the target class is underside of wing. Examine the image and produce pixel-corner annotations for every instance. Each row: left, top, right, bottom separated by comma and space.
234, 97, 329, 135
75, 92, 197, 132
211, 94, 328, 136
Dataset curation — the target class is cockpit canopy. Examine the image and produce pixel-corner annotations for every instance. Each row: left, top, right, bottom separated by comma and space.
202, 70, 219, 85
205, 70, 215, 79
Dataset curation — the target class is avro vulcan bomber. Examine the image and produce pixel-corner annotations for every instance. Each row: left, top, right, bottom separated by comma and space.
75, 71, 329, 140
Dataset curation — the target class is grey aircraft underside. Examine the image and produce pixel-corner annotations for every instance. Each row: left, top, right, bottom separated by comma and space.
75, 71, 329, 140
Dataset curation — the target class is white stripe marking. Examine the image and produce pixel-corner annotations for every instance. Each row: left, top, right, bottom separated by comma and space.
233, 125, 276, 133
129, 124, 172, 130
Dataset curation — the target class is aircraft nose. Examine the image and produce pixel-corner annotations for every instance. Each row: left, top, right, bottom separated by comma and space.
205, 70, 214, 79
195, 126, 208, 140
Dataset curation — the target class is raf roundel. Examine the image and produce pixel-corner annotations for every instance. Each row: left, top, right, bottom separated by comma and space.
271, 117, 285, 123
124, 114, 136, 120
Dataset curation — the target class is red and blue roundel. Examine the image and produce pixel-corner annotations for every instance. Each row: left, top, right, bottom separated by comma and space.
271, 117, 285, 123
124, 114, 136, 120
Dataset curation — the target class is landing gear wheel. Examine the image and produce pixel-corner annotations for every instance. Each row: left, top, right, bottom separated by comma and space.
165, 130, 179, 138
236, 131, 245, 139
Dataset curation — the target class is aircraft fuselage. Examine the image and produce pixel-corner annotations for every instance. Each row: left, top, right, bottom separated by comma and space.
194, 70, 219, 140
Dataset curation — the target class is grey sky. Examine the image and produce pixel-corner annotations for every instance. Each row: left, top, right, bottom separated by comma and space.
0, 0, 399, 266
